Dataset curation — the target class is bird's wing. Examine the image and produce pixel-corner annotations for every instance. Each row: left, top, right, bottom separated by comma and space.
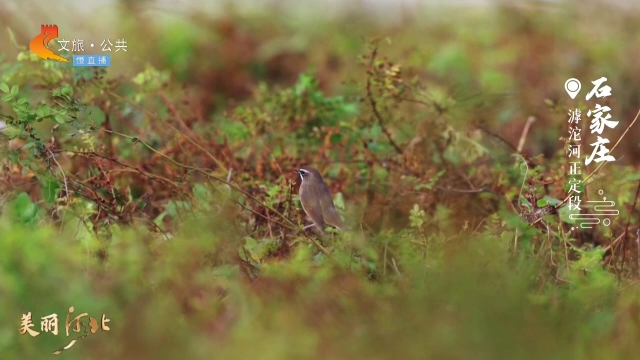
320, 194, 344, 230
302, 198, 325, 231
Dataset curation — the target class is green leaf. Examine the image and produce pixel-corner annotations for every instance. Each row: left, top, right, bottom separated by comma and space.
520, 195, 533, 211
245, 237, 258, 248
267, 185, 281, 198
10, 85, 18, 96
136, 200, 147, 210
558, 205, 575, 224
0, 124, 20, 138
54, 114, 66, 124
1, 94, 12, 102
218, 121, 251, 142
409, 204, 426, 228
42, 178, 61, 205
193, 183, 210, 201
621, 172, 640, 182
7, 27, 18, 47
10, 192, 39, 224
0, 82, 9, 93
247, 238, 280, 260
334, 192, 345, 210
542, 196, 562, 206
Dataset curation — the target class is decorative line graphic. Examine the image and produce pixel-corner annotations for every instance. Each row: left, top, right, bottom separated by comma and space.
569, 189, 619, 229
29, 25, 69, 63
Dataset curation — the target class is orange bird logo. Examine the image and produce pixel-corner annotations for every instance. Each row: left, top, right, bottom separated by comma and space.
30, 24, 69, 63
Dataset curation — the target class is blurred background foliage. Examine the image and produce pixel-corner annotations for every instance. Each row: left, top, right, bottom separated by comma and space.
2, 0, 640, 359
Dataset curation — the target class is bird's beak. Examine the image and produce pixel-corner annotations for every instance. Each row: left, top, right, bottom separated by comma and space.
294, 169, 300, 174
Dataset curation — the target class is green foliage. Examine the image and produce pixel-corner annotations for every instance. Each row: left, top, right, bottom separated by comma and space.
2, 213, 636, 359
7, 192, 40, 225
409, 204, 426, 228
234, 71, 359, 139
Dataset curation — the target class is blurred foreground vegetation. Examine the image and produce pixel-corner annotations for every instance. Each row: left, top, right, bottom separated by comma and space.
2, 1, 640, 359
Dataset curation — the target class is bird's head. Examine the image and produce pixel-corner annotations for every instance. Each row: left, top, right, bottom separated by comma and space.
294, 167, 322, 183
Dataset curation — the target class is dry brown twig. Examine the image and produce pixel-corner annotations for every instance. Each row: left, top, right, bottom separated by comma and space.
105, 89, 228, 173
46, 147, 69, 232
90, 128, 333, 257
365, 44, 403, 155
517, 116, 536, 153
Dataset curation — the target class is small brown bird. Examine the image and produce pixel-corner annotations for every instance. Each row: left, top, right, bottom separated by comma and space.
295, 166, 345, 233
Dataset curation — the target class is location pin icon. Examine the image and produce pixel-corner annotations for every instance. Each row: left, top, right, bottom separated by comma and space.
565, 78, 581, 99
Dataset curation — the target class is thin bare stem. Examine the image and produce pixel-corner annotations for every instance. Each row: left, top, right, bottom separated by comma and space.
517, 116, 536, 153
47, 148, 69, 232
365, 45, 403, 155
95, 129, 331, 257
105, 89, 228, 173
